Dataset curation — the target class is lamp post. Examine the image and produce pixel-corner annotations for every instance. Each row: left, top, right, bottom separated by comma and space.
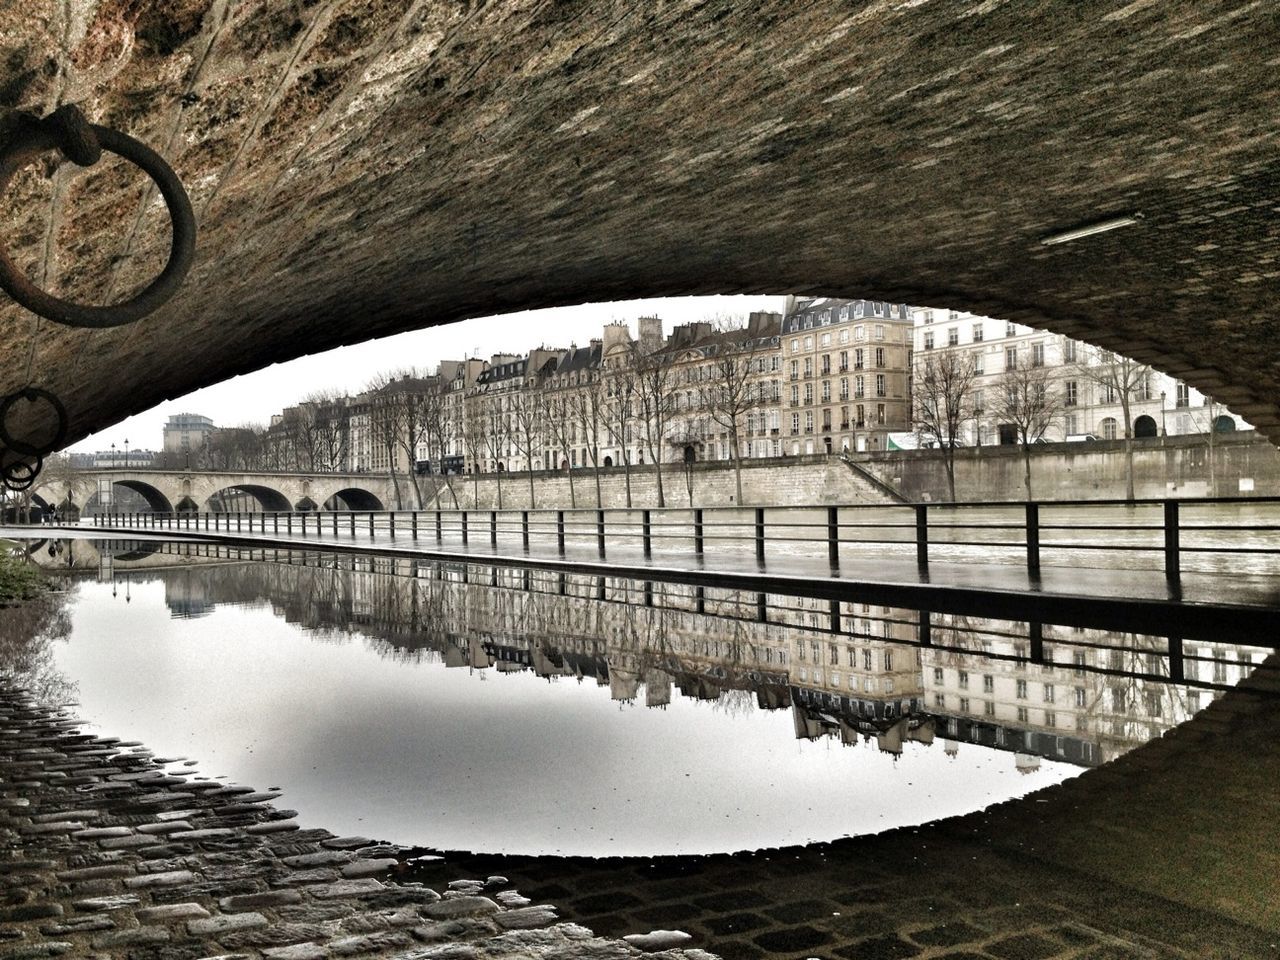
1159, 391, 1167, 437
123, 438, 129, 469
110, 442, 116, 469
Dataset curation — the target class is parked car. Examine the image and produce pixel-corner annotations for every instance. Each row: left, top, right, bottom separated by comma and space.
1065, 433, 1099, 442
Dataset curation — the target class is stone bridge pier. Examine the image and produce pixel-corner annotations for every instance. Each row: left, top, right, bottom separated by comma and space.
32, 470, 394, 514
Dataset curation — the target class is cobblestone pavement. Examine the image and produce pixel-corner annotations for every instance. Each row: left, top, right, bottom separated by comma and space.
5, 663, 1279, 960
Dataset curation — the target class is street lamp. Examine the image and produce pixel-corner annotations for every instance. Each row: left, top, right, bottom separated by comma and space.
123, 438, 129, 468
110, 442, 116, 469
1159, 391, 1167, 437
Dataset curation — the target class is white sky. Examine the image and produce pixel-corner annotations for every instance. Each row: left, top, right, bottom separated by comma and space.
69, 295, 787, 454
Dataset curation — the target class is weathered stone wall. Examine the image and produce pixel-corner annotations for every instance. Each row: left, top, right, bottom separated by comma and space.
859, 431, 1280, 502
415, 455, 894, 510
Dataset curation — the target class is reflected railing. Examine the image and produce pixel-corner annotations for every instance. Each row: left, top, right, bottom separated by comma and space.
49, 538, 1275, 770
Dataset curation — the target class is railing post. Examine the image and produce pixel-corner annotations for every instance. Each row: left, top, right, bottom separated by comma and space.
1168, 635, 1184, 683
827, 506, 839, 569
435, 510, 442, 543
1164, 500, 1180, 581
693, 508, 704, 556
332, 512, 338, 537
287, 513, 292, 535
273, 513, 278, 535
695, 585, 705, 615
556, 510, 565, 555
490, 510, 497, 547
915, 504, 928, 569
366, 512, 372, 538
389, 512, 396, 540
349, 512, 356, 537
461, 510, 469, 546
1025, 502, 1040, 575
644, 581, 654, 607
521, 510, 530, 550
596, 508, 605, 557
757, 591, 767, 623
412, 511, 418, 541
642, 509, 652, 558
1029, 621, 1044, 665
237, 511, 242, 532
755, 507, 766, 564
919, 609, 932, 647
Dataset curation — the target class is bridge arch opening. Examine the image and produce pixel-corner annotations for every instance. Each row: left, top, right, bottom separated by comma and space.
206, 485, 292, 513
84, 481, 174, 515
323, 488, 385, 511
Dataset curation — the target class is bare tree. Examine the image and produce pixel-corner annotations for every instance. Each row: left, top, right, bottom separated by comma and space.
461, 396, 488, 508
606, 364, 638, 508
991, 356, 1061, 500
633, 343, 677, 508
366, 375, 408, 509
1071, 346, 1151, 502
540, 391, 578, 508
307, 391, 349, 473
482, 397, 512, 509
915, 351, 978, 503
420, 386, 460, 508
511, 389, 544, 509
571, 369, 608, 507
698, 333, 768, 506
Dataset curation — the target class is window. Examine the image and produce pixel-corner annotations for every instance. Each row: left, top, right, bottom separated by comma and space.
958, 670, 969, 689
933, 667, 944, 683
820, 333, 831, 347
804, 357, 813, 378
839, 351, 849, 371
959, 697, 970, 713
791, 413, 800, 434
1065, 381, 1077, 406
790, 385, 799, 406
874, 324, 885, 340
875, 347, 885, 367
855, 375, 865, 399
1100, 417, 1118, 440
934, 693, 946, 708
1062, 339, 1076, 363
972, 389, 985, 414
830, 644, 839, 665
840, 405, 849, 426
883, 651, 893, 671
790, 359, 798, 380
822, 408, 832, 430
924, 331, 934, 351
982, 674, 994, 693
875, 375, 886, 397
804, 336, 813, 350
805, 411, 814, 433
1016, 706, 1029, 722
947, 327, 959, 347
973, 351, 984, 374
984, 700, 996, 717
1016, 679, 1028, 699
1176, 382, 1189, 407
1043, 683, 1056, 703
1074, 686, 1087, 707
922, 310, 933, 323
1102, 383, 1116, 404
1044, 710, 1057, 728
972, 323, 984, 343
804, 383, 813, 404
1006, 322, 1016, 337
790, 338, 799, 354
1005, 347, 1017, 370
855, 325, 865, 340
771, 356, 780, 372
821, 354, 831, 375
855, 348, 864, 369
822, 381, 831, 403
849, 647, 857, 667
839, 329, 849, 344
876, 403, 886, 424
1032, 342, 1045, 367
839, 378, 849, 400
863, 649, 872, 670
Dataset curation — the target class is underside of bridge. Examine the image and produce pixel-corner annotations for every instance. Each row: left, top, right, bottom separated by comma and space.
0, 1, 1274, 452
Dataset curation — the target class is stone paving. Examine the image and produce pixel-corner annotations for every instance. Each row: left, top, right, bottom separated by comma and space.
0, 687, 714, 960
5, 660, 1279, 960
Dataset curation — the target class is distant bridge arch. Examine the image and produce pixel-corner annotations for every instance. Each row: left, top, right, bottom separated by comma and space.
322, 488, 385, 511
206, 484, 293, 513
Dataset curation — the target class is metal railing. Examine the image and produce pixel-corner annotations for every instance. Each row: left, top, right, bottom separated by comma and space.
84, 495, 1280, 579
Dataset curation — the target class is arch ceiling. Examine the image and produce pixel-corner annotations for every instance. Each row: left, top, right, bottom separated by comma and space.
0, 1, 1275, 447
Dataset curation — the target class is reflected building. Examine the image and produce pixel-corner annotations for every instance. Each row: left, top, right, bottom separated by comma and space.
61, 541, 1272, 770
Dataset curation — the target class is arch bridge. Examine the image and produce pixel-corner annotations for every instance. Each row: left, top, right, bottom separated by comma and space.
32, 469, 391, 515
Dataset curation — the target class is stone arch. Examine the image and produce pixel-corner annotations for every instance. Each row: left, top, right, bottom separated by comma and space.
205, 484, 292, 512
1133, 414, 1158, 438
102, 480, 174, 513
322, 488, 385, 511
682, 445, 697, 463
603, 455, 613, 467
1214, 414, 1236, 433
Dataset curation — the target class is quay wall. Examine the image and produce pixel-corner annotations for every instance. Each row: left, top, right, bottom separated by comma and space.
857, 431, 1280, 502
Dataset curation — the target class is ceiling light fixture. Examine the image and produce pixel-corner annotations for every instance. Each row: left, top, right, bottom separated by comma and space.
1040, 213, 1144, 246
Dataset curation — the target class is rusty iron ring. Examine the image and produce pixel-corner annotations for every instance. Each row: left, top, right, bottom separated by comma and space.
0, 106, 196, 328
1, 450, 41, 492
0, 386, 68, 457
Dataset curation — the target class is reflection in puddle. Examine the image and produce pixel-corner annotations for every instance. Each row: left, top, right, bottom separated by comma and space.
12, 538, 1271, 855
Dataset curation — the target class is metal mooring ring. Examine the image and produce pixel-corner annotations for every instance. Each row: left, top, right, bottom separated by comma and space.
0, 106, 196, 328
0, 387, 68, 457
1, 450, 41, 492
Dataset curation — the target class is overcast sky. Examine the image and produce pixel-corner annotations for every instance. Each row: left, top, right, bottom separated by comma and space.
69, 295, 788, 454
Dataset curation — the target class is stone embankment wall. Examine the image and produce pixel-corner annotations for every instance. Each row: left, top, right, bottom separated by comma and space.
858, 431, 1280, 502
411, 455, 897, 510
